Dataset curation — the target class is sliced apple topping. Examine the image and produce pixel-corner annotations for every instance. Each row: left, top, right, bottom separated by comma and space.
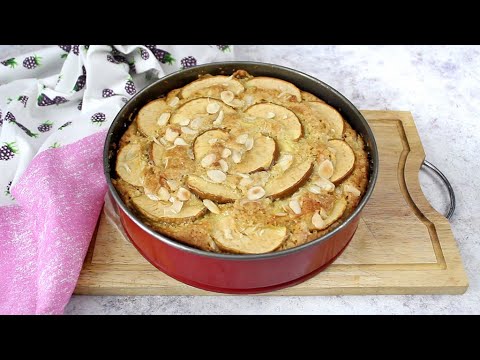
307, 102, 345, 139
180, 75, 245, 99
187, 175, 241, 203
245, 103, 302, 140
136, 99, 170, 137
328, 140, 355, 184
245, 77, 301, 102
116, 143, 147, 187
211, 215, 287, 254
265, 161, 314, 199
131, 195, 206, 223
310, 199, 347, 230
234, 135, 277, 174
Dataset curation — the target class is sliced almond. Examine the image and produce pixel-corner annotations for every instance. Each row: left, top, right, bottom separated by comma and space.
158, 187, 170, 201
266, 111, 275, 119
244, 137, 254, 151
213, 110, 224, 126
320, 208, 328, 219
165, 128, 179, 142
203, 199, 220, 214
314, 177, 335, 192
247, 186, 266, 200
289, 199, 302, 214
207, 169, 227, 183
169, 196, 176, 203
274, 212, 288, 217
244, 95, 254, 106
177, 187, 191, 201
159, 137, 169, 146
232, 149, 242, 163
219, 159, 229, 172
220, 90, 235, 104
344, 184, 361, 197
206, 102, 220, 114
312, 211, 325, 229
168, 96, 179, 107
157, 112, 171, 126
277, 154, 293, 171
173, 137, 188, 146
190, 117, 203, 129
236, 133, 249, 145
146, 193, 161, 201
151, 136, 162, 146
308, 185, 322, 194
239, 177, 254, 187
221, 148, 232, 158
201, 153, 217, 167
318, 159, 334, 179
178, 118, 190, 126
166, 179, 179, 191
170, 199, 184, 214
181, 126, 198, 135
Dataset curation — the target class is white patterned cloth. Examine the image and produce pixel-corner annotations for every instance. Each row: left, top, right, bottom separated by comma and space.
0, 45, 234, 205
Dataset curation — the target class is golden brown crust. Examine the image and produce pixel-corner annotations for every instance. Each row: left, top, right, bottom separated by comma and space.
113, 71, 370, 254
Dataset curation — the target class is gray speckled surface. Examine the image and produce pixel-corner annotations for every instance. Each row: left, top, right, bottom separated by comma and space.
2, 45, 479, 314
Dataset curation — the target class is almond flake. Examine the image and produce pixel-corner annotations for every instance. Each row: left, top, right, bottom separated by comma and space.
166, 179, 179, 191
151, 136, 162, 146
169, 196, 176, 203
320, 208, 328, 219
318, 159, 334, 179
244, 95, 254, 106
266, 111, 275, 119
181, 126, 198, 135
277, 154, 293, 171
289, 199, 302, 214
190, 117, 203, 129
173, 137, 188, 146
213, 110, 224, 126
201, 153, 216, 167
235, 172, 250, 178
221, 148, 232, 158
170, 199, 184, 214
247, 186, 265, 200
158, 187, 170, 201
283, 114, 288, 120
177, 187, 191, 201
178, 118, 190, 126
274, 212, 288, 217
146, 193, 161, 201
219, 159, 229, 172
169, 97, 180, 107
239, 177, 254, 187
203, 199, 220, 214
159, 137, 169, 146
220, 90, 235, 104
206, 102, 220, 114
308, 185, 322, 194
157, 112, 171, 126
312, 211, 326, 229
232, 150, 242, 164
208, 138, 218, 145
244, 137, 254, 151
314, 177, 335, 192
207, 169, 226, 183
123, 164, 131, 173
344, 184, 361, 197
165, 128, 179, 142
236, 134, 248, 144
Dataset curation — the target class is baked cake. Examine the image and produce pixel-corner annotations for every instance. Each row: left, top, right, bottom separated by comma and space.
113, 70, 369, 254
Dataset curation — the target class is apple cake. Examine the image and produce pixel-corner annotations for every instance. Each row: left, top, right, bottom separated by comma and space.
113, 70, 369, 254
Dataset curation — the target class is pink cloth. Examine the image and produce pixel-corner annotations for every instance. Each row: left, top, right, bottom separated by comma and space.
0, 130, 108, 314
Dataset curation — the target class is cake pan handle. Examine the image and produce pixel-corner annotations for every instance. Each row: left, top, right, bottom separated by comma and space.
421, 160, 456, 220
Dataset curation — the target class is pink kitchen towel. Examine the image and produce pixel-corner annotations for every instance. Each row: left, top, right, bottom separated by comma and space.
0, 45, 234, 314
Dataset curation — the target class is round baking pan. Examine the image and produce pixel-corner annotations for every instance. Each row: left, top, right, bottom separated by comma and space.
104, 61, 379, 293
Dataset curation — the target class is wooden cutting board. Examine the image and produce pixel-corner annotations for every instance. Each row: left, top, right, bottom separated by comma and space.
74, 111, 468, 295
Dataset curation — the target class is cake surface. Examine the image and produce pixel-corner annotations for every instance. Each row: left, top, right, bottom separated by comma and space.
113, 70, 369, 254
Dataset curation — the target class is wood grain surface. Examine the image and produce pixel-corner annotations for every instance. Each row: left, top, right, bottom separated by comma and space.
74, 111, 469, 295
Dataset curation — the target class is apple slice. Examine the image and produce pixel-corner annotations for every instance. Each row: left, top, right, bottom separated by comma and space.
180, 75, 245, 99
187, 175, 241, 203
328, 140, 355, 184
150, 142, 165, 167
245, 103, 302, 140
245, 77, 301, 102
301, 91, 325, 103
265, 161, 314, 199
234, 135, 277, 173
131, 195, 206, 223
192, 129, 229, 160
310, 198, 347, 230
170, 98, 235, 126
136, 99, 170, 137
212, 215, 287, 254
116, 143, 147, 187
307, 102, 344, 139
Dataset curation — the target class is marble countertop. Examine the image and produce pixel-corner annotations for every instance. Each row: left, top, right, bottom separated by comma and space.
2, 45, 479, 314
